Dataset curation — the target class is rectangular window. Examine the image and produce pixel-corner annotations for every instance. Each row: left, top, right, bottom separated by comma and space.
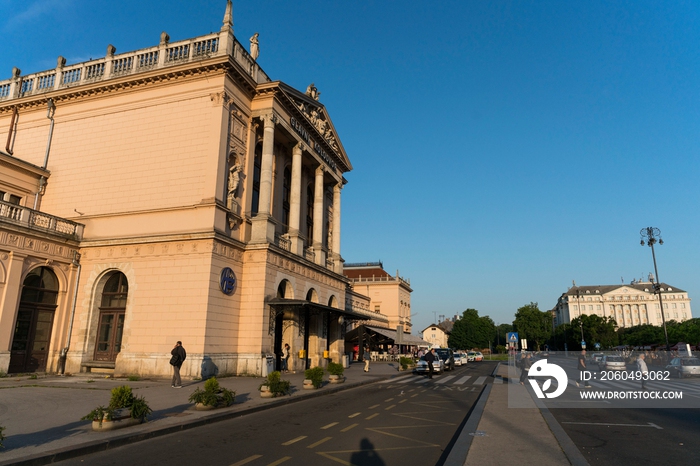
664, 303, 668, 309
682, 303, 686, 308
596, 305, 601, 310
8, 194, 20, 205
672, 303, 677, 309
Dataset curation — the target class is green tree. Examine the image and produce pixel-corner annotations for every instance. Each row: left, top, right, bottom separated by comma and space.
513, 302, 551, 351
448, 309, 496, 350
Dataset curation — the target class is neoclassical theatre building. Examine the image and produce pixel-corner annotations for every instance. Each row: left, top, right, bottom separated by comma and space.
0, 1, 367, 377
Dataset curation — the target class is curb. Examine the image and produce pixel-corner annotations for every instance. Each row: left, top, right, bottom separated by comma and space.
441, 383, 492, 466
0, 374, 394, 466
534, 399, 590, 466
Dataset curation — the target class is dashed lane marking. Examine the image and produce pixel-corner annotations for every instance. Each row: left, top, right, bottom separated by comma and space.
385, 404, 396, 410
368, 404, 380, 409
266, 457, 291, 466
399, 399, 407, 403
385, 398, 394, 402
320, 422, 338, 430
348, 412, 361, 418
366, 413, 379, 420
340, 423, 358, 432
281, 436, 307, 446
307, 437, 333, 448
229, 455, 262, 466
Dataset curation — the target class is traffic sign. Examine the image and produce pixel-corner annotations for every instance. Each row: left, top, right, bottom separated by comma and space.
581, 341, 586, 349
507, 332, 518, 343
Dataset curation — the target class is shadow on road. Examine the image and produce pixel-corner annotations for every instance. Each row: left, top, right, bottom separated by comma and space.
349, 438, 385, 466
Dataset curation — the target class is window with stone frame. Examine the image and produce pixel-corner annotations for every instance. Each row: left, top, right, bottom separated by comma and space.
251, 144, 262, 215
306, 184, 314, 244
282, 166, 291, 228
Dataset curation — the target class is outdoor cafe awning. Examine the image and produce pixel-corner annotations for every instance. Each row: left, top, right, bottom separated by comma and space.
345, 324, 430, 346
267, 298, 370, 321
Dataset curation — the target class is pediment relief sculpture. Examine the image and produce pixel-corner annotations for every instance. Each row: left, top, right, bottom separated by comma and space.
293, 99, 339, 152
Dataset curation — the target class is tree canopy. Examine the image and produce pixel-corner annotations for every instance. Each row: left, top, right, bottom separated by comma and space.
448, 309, 495, 350
513, 302, 552, 351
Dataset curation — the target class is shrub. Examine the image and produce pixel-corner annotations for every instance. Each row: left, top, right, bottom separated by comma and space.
127, 374, 140, 381
305, 366, 324, 388
399, 357, 414, 370
260, 371, 290, 396
81, 385, 152, 424
188, 376, 235, 407
327, 362, 344, 377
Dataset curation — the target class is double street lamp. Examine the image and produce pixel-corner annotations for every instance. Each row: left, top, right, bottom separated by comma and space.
640, 227, 670, 351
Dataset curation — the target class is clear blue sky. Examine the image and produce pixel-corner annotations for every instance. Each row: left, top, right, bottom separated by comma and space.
2, 1, 699, 333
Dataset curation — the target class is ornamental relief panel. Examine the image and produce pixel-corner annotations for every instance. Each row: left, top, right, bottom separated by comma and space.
291, 97, 339, 152
266, 252, 342, 289
81, 240, 211, 260
0, 231, 75, 259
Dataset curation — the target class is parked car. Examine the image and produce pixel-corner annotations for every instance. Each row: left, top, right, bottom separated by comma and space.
459, 352, 469, 365
666, 357, 700, 378
467, 351, 477, 362
474, 352, 484, 362
592, 353, 605, 363
454, 353, 463, 366
414, 356, 444, 374
598, 355, 626, 371
435, 348, 455, 371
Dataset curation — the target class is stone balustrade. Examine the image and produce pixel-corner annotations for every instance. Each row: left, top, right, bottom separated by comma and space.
0, 31, 269, 102
0, 200, 84, 240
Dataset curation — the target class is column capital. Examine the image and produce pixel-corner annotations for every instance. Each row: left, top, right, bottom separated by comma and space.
293, 142, 303, 154
315, 165, 324, 176
260, 113, 277, 128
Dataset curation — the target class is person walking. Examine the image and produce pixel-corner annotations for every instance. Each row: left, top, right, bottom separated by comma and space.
637, 353, 649, 390
425, 348, 437, 379
170, 341, 186, 388
363, 347, 371, 372
519, 353, 532, 385
576, 349, 591, 388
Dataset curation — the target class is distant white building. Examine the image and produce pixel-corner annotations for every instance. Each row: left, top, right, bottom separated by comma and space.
554, 281, 693, 328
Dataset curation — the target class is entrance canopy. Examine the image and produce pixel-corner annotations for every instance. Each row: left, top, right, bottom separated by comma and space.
345, 324, 430, 347
267, 298, 370, 321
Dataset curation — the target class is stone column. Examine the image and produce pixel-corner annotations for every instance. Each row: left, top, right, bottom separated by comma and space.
251, 114, 276, 243
331, 183, 342, 273
312, 166, 325, 265
288, 143, 303, 255
0, 252, 26, 373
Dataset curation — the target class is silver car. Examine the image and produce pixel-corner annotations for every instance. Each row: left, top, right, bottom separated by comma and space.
666, 357, 700, 378
598, 355, 626, 371
414, 355, 444, 374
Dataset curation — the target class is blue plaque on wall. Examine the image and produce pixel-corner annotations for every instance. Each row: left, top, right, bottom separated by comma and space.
220, 267, 237, 295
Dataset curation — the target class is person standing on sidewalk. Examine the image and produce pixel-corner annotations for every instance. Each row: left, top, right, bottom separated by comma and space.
575, 349, 591, 388
519, 353, 532, 385
637, 353, 649, 390
170, 341, 186, 388
425, 348, 436, 379
281, 343, 290, 373
363, 347, 371, 372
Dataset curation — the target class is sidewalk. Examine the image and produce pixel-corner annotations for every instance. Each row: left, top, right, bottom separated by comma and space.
446, 362, 589, 466
0, 362, 400, 465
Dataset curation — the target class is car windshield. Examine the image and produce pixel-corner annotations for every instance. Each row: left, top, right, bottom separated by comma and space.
606, 356, 624, 362
468, 352, 476, 356
681, 358, 700, 366
435, 350, 451, 359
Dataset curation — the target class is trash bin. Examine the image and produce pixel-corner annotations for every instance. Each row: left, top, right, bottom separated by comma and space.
262, 355, 274, 377
342, 354, 350, 368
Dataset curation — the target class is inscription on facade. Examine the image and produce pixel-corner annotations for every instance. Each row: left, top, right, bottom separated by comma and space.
290, 116, 337, 170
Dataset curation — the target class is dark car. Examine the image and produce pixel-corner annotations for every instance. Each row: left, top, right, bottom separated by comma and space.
435, 348, 455, 371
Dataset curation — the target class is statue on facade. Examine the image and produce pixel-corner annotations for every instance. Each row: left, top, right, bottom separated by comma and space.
227, 163, 241, 208
250, 33, 259, 60
305, 83, 320, 101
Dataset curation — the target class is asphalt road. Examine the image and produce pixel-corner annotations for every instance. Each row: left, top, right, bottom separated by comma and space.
58, 362, 499, 466
539, 355, 700, 465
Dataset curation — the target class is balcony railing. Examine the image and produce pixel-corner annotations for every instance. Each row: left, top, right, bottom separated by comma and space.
274, 234, 290, 252
0, 31, 270, 102
0, 201, 84, 240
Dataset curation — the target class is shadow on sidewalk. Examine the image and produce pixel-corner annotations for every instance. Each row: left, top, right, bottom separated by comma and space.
2, 420, 90, 452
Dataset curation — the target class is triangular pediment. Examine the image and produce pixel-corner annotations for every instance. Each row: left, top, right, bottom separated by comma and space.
276, 82, 352, 172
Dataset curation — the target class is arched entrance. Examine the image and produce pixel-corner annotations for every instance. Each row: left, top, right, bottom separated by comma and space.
9, 267, 59, 373
94, 272, 128, 362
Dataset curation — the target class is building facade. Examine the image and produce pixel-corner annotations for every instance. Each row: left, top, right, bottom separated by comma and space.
554, 281, 693, 329
344, 262, 413, 334
420, 321, 451, 348
0, 1, 365, 377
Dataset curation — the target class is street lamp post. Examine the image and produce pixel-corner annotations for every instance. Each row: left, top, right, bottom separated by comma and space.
579, 319, 584, 347
640, 227, 671, 352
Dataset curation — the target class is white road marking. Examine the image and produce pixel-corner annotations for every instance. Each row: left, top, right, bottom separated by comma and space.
453, 376, 472, 385
435, 376, 456, 384
562, 422, 663, 429
473, 376, 487, 385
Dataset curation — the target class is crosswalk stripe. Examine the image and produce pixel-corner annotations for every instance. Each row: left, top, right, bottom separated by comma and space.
473, 376, 487, 385
380, 374, 414, 384
453, 376, 472, 385
435, 375, 456, 384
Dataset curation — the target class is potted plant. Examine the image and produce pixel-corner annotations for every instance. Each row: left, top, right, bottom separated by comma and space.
188, 377, 235, 410
399, 356, 416, 371
303, 366, 324, 389
327, 362, 345, 383
259, 371, 291, 398
81, 385, 152, 432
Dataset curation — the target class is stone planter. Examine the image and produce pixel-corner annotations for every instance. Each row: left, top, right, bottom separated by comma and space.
91, 409, 141, 432
260, 385, 274, 398
399, 364, 416, 372
328, 375, 345, 384
302, 379, 317, 390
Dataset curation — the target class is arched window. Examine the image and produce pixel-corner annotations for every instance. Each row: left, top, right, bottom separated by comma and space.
328, 295, 338, 308
283, 166, 291, 228
94, 272, 128, 362
277, 280, 293, 299
251, 143, 262, 215
306, 288, 318, 303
